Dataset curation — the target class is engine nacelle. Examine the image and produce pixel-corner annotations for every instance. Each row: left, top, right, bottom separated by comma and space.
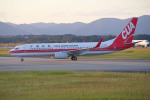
55, 52, 68, 59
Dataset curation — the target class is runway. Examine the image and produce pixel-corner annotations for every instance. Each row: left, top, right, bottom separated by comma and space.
0, 57, 150, 72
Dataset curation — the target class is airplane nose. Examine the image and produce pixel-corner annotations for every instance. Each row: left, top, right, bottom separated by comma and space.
8, 50, 11, 54
8, 50, 13, 54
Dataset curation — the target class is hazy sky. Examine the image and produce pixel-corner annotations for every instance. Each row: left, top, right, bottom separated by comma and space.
0, 0, 150, 24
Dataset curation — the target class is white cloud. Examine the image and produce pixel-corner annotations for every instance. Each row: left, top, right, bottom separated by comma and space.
0, 12, 8, 18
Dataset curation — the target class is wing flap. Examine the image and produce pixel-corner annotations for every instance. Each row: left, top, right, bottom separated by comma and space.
68, 38, 103, 55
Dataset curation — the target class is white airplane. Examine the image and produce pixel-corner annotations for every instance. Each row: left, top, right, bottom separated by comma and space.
9, 18, 138, 61
132, 40, 149, 47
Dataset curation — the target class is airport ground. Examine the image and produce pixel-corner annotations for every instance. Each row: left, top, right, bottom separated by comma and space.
0, 47, 150, 72
0, 47, 150, 100
0, 57, 150, 72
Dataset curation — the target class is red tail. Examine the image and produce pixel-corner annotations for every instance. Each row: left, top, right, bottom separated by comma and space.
109, 18, 138, 49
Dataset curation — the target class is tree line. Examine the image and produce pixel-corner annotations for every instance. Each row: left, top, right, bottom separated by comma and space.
0, 34, 150, 43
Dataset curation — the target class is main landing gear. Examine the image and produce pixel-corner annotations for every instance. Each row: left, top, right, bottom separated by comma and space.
71, 55, 77, 61
17, 57, 24, 62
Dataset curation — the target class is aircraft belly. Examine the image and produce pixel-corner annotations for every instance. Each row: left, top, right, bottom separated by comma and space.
11, 52, 55, 57
79, 51, 116, 56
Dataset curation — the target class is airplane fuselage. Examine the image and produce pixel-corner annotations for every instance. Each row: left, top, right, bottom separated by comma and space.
9, 40, 117, 57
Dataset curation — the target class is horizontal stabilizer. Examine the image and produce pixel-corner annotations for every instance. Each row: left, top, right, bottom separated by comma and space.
124, 41, 142, 45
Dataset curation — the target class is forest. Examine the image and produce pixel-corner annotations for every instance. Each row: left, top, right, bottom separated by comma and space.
0, 34, 150, 43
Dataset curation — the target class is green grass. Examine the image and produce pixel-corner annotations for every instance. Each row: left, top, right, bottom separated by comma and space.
0, 71, 150, 100
0, 49, 11, 56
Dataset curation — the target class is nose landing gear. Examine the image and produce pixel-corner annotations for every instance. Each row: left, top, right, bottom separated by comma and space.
21, 58, 24, 62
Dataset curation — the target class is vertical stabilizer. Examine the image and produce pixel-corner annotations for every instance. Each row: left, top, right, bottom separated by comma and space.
109, 18, 138, 49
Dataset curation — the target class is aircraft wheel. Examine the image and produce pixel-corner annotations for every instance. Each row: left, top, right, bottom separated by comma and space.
71, 56, 77, 61
71, 56, 73, 60
21, 58, 24, 62
74, 56, 77, 61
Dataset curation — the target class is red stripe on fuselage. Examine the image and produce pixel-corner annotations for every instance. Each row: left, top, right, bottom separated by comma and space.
10, 49, 75, 53
9, 48, 123, 54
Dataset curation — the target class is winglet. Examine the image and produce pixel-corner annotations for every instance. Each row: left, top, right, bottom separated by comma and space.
94, 38, 103, 48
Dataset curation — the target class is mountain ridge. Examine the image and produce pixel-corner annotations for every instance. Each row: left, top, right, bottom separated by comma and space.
0, 15, 150, 36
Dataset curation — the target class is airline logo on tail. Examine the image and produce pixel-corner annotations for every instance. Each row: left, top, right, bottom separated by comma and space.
109, 18, 138, 49
122, 22, 135, 39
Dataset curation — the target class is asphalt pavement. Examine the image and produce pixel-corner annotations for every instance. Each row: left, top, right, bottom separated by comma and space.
0, 57, 150, 72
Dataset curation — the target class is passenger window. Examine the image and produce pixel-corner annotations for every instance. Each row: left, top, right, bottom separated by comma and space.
36, 45, 39, 47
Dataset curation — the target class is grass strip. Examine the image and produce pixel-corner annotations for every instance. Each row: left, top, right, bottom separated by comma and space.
0, 71, 150, 100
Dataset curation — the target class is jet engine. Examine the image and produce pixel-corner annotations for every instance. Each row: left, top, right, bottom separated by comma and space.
55, 52, 68, 59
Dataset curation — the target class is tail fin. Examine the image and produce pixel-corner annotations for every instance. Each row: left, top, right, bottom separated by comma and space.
109, 18, 138, 49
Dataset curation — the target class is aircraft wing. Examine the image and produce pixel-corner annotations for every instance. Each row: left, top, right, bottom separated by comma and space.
68, 39, 103, 55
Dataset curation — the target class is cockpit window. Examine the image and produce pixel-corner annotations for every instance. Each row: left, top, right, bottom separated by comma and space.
15, 48, 19, 50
